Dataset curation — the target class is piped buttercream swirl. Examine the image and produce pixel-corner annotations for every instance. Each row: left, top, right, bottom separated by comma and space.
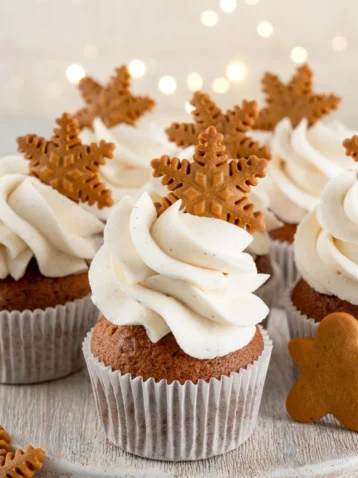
0, 164, 104, 280
295, 170, 358, 304
89, 193, 269, 359
80, 118, 177, 218
266, 118, 357, 223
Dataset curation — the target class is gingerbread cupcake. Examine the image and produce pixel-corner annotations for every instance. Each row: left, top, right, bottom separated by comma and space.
83, 126, 273, 461
285, 138, 358, 338
0, 113, 113, 384
254, 64, 357, 304
75, 65, 177, 219
159, 92, 281, 313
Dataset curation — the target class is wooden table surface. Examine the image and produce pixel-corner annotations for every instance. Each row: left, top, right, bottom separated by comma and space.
1, 309, 358, 478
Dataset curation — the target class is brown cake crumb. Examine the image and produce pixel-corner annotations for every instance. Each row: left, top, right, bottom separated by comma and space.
269, 222, 297, 244
0, 260, 90, 311
291, 278, 358, 323
255, 254, 273, 276
91, 317, 264, 384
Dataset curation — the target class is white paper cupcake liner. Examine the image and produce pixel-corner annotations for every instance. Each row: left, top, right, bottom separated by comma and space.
0, 295, 99, 384
283, 284, 319, 339
83, 327, 272, 461
256, 261, 281, 328
269, 239, 300, 308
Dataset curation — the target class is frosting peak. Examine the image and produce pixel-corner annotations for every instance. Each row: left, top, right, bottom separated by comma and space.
267, 118, 357, 224
90, 193, 269, 359
295, 170, 358, 304
80, 118, 176, 219
0, 173, 103, 280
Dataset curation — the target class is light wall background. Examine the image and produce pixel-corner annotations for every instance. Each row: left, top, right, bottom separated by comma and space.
1, 0, 357, 128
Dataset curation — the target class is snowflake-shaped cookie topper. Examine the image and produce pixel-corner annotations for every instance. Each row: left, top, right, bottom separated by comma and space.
343, 135, 358, 160
0, 425, 45, 477
151, 125, 268, 234
286, 312, 358, 432
254, 64, 341, 130
165, 91, 271, 160
17, 113, 114, 209
75, 65, 156, 129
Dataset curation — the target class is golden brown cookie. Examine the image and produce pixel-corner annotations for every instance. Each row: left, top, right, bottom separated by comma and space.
166, 91, 270, 160
286, 312, 358, 431
0, 445, 45, 476
75, 65, 155, 129
0, 426, 11, 460
17, 113, 114, 209
0, 426, 45, 476
344, 135, 358, 161
254, 64, 341, 130
151, 126, 268, 234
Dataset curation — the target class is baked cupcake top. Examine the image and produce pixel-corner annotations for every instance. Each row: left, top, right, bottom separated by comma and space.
75, 65, 176, 217
0, 113, 112, 280
90, 126, 270, 360
255, 64, 357, 224
295, 167, 358, 305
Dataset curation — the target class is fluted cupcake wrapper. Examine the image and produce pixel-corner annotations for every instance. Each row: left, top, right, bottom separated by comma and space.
283, 284, 319, 339
0, 295, 99, 384
83, 327, 272, 461
269, 239, 300, 308
256, 261, 281, 328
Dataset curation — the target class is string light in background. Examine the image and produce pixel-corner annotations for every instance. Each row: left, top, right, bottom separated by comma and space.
128, 59, 146, 78
187, 72, 203, 92
185, 101, 195, 114
84, 44, 99, 60
158, 75, 177, 95
226, 60, 247, 83
201, 10, 219, 27
244, 0, 260, 5
257, 21, 273, 38
332, 36, 348, 52
290, 46, 308, 64
220, 0, 237, 13
212, 77, 230, 94
66, 64, 85, 84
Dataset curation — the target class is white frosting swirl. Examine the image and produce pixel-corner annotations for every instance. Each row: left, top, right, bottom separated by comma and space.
90, 193, 269, 359
151, 145, 281, 257
0, 165, 104, 280
295, 170, 358, 304
267, 118, 357, 224
80, 118, 177, 219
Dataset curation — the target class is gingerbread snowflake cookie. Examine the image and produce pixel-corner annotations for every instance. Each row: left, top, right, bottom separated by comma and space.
17, 113, 114, 209
0, 426, 45, 477
152, 125, 268, 234
254, 64, 341, 130
75, 65, 155, 129
166, 92, 270, 160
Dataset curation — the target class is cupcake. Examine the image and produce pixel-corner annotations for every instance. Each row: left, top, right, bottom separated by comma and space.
74, 65, 177, 219
285, 140, 358, 338
83, 126, 273, 461
162, 92, 281, 312
253, 63, 357, 304
0, 113, 113, 384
